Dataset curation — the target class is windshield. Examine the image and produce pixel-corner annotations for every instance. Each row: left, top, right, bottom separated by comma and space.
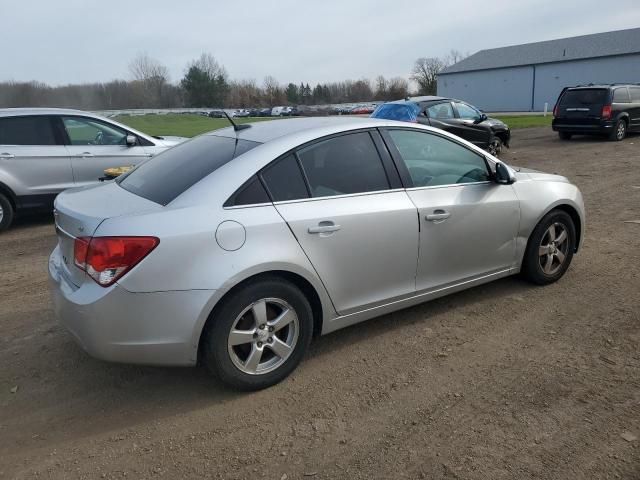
118, 134, 260, 205
370, 103, 420, 122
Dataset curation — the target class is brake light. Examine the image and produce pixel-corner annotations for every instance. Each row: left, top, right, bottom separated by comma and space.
73, 236, 159, 287
602, 105, 612, 120
553, 104, 558, 117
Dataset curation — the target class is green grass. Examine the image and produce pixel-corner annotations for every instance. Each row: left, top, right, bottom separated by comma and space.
493, 115, 553, 129
114, 113, 553, 138
114, 114, 277, 138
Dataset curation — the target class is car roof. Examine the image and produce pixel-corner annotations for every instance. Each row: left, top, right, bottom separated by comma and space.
0, 107, 95, 118
208, 116, 401, 143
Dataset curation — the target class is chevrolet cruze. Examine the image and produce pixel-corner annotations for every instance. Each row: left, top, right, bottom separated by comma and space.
49, 117, 585, 390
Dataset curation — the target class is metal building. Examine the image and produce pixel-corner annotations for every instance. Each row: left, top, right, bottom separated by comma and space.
437, 28, 640, 112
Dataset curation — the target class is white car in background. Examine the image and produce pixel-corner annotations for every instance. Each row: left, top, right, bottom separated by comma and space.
0, 108, 187, 231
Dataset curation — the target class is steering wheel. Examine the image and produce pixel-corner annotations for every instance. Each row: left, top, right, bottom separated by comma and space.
457, 168, 487, 183
93, 131, 104, 145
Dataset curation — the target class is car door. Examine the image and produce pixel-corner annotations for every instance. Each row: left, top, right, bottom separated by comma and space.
450, 102, 491, 148
60, 116, 152, 187
0, 115, 74, 201
382, 128, 520, 292
262, 130, 419, 315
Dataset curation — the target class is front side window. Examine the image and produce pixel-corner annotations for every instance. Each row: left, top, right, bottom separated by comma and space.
297, 132, 389, 198
0, 116, 57, 146
454, 102, 481, 120
62, 117, 128, 146
387, 129, 490, 187
119, 135, 260, 205
426, 102, 455, 119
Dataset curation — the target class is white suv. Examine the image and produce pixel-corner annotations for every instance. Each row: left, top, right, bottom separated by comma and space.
0, 108, 186, 231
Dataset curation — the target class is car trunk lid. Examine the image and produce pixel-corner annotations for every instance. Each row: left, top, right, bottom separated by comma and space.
54, 182, 162, 287
557, 88, 609, 124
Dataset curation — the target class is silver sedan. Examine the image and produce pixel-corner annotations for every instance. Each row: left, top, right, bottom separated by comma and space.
48, 117, 585, 390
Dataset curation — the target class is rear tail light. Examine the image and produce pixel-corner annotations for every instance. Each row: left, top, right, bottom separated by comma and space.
553, 104, 558, 117
73, 236, 159, 287
602, 105, 612, 120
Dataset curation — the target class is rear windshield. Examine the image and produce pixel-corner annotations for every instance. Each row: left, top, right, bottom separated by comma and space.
560, 89, 608, 106
371, 103, 420, 122
118, 134, 260, 205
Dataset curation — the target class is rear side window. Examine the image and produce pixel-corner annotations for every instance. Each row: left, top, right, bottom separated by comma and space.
0, 116, 57, 145
371, 103, 420, 122
297, 132, 389, 198
224, 176, 270, 207
560, 89, 608, 105
262, 154, 309, 202
629, 87, 640, 103
119, 135, 260, 205
613, 88, 630, 103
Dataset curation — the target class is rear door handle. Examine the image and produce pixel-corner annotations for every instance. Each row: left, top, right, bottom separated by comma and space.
75, 152, 94, 158
0, 152, 15, 159
308, 222, 341, 234
426, 210, 451, 222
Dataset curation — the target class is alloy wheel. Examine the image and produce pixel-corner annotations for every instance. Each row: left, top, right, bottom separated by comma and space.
227, 298, 299, 375
0, 203, 3, 224
616, 122, 626, 140
538, 222, 570, 275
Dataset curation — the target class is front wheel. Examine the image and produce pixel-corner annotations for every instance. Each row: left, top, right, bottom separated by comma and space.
487, 138, 503, 156
201, 278, 313, 390
0, 193, 14, 233
521, 210, 576, 285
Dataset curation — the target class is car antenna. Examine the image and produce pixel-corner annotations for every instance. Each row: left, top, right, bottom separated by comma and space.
223, 111, 251, 132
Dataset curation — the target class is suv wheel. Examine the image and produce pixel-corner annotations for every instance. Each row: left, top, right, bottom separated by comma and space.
558, 132, 572, 140
0, 193, 15, 233
201, 277, 313, 390
487, 138, 503, 156
521, 210, 576, 285
610, 119, 627, 141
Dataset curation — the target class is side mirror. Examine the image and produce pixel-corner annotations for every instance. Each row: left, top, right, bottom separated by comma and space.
495, 162, 516, 184
125, 135, 137, 147
474, 113, 488, 124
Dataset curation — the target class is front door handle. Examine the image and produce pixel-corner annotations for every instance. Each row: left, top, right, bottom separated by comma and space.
75, 152, 94, 158
0, 152, 15, 159
308, 221, 341, 234
426, 210, 451, 222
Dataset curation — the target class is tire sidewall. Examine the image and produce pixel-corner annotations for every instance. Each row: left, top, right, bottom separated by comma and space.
523, 210, 576, 285
0, 194, 14, 233
203, 279, 313, 390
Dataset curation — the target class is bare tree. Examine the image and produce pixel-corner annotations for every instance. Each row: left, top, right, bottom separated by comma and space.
445, 49, 468, 67
387, 77, 409, 100
410, 57, 445, 96
129, 53, 169, 83
188, 53, 227, 81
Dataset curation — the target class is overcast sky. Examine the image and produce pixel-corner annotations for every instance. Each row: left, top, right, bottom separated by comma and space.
2, 0, 639, 86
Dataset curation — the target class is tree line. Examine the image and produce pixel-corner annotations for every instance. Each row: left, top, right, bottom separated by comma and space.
0, 50, 466, 110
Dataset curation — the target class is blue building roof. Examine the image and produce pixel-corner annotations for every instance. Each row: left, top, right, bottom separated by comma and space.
441, 27, 640, 75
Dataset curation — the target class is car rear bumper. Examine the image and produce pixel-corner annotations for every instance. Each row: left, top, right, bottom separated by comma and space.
48, 245, 214, 367
552, 120, 614, 134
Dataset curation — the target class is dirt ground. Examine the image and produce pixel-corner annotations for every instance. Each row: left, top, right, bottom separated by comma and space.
1, 128, 639, 479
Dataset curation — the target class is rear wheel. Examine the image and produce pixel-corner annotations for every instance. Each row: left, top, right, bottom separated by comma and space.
609, 119, 627, 141
558, 132, 572, 140
201, 278, 313, 390
521, 210, 576, 285
0, 193, 14, 233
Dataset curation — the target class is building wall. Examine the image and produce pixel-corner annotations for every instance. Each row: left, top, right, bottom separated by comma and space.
437, 53, 640, 112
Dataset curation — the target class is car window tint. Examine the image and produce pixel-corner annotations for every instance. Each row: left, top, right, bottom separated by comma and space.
225, 176, 270, 207
297, 132, 389, 198
388, 129, 490, 187
426, 103, 455, 119
0, 116, 57, 145
629, 87, 640, 103
560, 89, 608, 105
63, 117, 127, 146
119, 135, 260, 205
454, 102, 481, 120
262, 154, 309, 202
613, 88, 630, 103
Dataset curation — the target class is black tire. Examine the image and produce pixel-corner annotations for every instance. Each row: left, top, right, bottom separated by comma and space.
609, 119, 627, 141
201, 277, 313, 390
558, 132, 572, 140
487, 138, 503, 157
521, 210, 576, 285
0, 193, 15, 233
